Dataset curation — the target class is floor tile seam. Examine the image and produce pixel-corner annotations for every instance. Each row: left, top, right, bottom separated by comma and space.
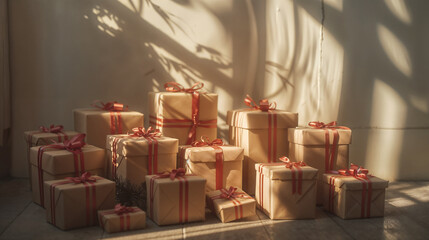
256, 210, 273, 240
325, 213, 357, 240
0, 200, 32, 237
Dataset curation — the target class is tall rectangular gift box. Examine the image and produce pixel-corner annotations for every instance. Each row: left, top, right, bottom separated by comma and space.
148, 82, 218, 145
74, 101, 144, 148
146, 170, 206, 225
288, 121, 351, 204
323, 165, 389, 219
255, 159, 318, 219
44, 173, 115, 230
30, 134, 105, 207
98, 205, 146, 233
227, 96, 298, 195
106, 128, 178, 183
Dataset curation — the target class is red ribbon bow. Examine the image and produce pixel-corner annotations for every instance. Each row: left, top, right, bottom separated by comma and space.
157, 168, 187, 181
128, 127, 161, 138
308, 121, 338, 129
278, 156, 306, 195
337, 163, 370, 178
92, 100, 128, 111
59, 133, 86, 151
40, 124, 64, 133
65, 172, 97, 184
218, 186, 246, 199
191, 136, 224, 147
114, 204, 137, 215
279, 156, 307, 168
244, 95, 276, 112
164, 82, 204, 93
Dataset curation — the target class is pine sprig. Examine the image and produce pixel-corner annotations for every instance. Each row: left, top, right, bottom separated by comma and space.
115, 177, 146, 210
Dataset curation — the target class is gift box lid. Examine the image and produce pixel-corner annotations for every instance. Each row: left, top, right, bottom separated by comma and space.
227, 109, 298, 129
73, 108, 144, 116
323, 173, 389, 190
288, 127, 352, 145
24, 130, 80, 146
106, 135, 178, 156
184, 145, 244, 163
45, 176, 114, 192
255, 163, 318, 181
146, 174, 206, 184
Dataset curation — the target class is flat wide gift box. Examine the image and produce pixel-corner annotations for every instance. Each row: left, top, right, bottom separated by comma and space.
98, 205, 146, 233
148, 82, 218, 145
44, 174, 116, 230
288, 123, 351, 204
30, 145, 105, 206
106, 133, 178, 183
255, 162, 318, 219
146, 173, 206, 225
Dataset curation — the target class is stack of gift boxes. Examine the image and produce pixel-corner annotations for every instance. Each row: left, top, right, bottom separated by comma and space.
23, 82, 389, 233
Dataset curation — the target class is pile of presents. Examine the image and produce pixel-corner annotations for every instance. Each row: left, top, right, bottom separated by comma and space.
24, 82, 388, 233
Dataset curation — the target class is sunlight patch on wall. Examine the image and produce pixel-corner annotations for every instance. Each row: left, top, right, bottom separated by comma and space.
384, 0, 412, 25
324, 0, 343, 12
90, 6, 123, 37
409, 95, 428, 113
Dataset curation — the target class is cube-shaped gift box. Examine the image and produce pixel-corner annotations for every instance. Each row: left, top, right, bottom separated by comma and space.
288, 122, 351, 204
227, 96, 298, 195
206, 187, 256, 223
146, 171, 206, 225
323, 166, 389, 219
148, 82, 218, 145
255, 161, 318, 219
44, 173, 116, 230
74, 101, 144, 148
98, 204, 146, 233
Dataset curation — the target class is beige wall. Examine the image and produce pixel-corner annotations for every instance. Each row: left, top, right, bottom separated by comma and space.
8, 0, 429, 180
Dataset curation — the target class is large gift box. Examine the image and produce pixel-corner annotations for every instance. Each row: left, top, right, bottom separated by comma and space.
148, 82, 218, 145
227, 96, 298, 194
98, 204, 146, 233
255, 158, 318, 219
106, 127, 178, 184
288, 121, 351, 204
44, 173, 116, 230
74, 101, 144, 148
323, 164, 389, 219
30, 134, 105, 207
146, 169, 206, 225
206, 187, 256, 223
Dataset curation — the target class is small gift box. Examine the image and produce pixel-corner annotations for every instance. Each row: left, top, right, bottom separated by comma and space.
106, 127, 178, 184
148, 82, 218, 145
255, 157, 318, 219
179, 138, 243, 192
206, 187, 256, 223
146, 169, 206, 225
323, 164, 389, 219
288, 121, 351, 204
227, 95, 298, 195
44, 172, 116, 230
74, 101, 144, 148
98, 204, 146, 233
30, 134, 105, 207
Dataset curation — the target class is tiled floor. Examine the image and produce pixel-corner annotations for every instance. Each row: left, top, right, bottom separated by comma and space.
1, 179, 428, 240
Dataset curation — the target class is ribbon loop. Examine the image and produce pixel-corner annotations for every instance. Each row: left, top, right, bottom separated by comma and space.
92, 100, 128, 112
164, 82, 204, 93
191, 136, 224, 147
40, 124, 64, 133
278, 156, 306, 169
156, 168, 187, 181
128, 127, 161, 138
338, 163, 370, 178
66, 172, 97, 184
114, 204, 136, 215
308, 121, 338, 129
62, 134, 86, 151
244, 95, 276, 112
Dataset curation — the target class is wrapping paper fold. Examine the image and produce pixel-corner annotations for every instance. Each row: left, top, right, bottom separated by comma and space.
98, 207, 146, 233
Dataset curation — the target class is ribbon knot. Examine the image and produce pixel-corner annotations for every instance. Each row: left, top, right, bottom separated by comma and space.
244, 95, 276, 112
128, 127, 161, 138
114, 204, 136, 215
164, 82, 204, 93
66, 172, 97, 184
308, 121, 338, 129
191, 136, 224, 147
62, 134, 86, 151
279, 156, 307, 168
219, 186, 245, 199
92, 100, 128, 112
156, 168, 187, 181
337, 163, 370, 178
40, 124, 64, 133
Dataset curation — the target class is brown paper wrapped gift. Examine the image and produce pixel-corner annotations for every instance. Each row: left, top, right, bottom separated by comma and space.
98, 205, 146, 233
148, 82, 218, 145
106, 131, 178, 184
323, 166, 388, 219
227, 96, 298, 195
30, 139, 105, 207
255, 161, 318, 219
206, 187, 256, 223
288, 122, 351, 204
146, 171, 206, 225
44, 173, 115, 230
74, 102, 144, 148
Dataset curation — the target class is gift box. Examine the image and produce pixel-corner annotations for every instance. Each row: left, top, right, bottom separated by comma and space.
106, 127, 178, 184
206, 187, 256, 223
288, 121, 351, 204
146, 169, 206, 225
179, 138, 243, 192
74, 101, 144, 148
255, 158, 318, 219
30, 134, 105, 207
148, 82, 218, 145
227, 96, 298, 195
323, 164, 389, 219
44, 173, 116, 230
98, 204, 146, 233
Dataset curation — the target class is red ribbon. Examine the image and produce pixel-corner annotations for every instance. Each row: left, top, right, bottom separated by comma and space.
92, 100, 127, 134
164, 82, 204, 93
209, 187, 253, 221
27, 124, 69, 146
279, 156, 307, 194
99, 204, 139, 232
244, 95, 277, 112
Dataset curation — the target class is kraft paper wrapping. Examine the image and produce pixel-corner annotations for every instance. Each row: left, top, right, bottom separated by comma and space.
44, 177, 116, 230
98, 207, 146, 233
183, 145, 244, 192
255, 163, 318, 219
288, 127, 352, 205
106, 135, 178, 183
148, 92, 218, 145
206, 188, 256, 223
145, 175, 206, 226
74, 108, 144, 148
30, 145, 105, 206
323, 173, 389, 219
227, 109, 298, 195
